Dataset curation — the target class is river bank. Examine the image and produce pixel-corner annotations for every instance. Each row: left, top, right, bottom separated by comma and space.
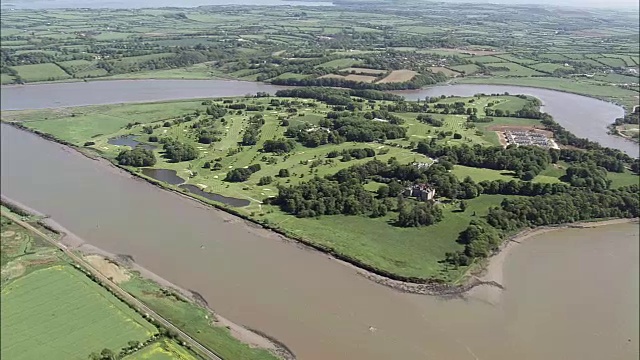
3, 121, 637, 297
0, 195, 295, 360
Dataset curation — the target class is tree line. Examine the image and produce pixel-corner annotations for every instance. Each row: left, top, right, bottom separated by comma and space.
270, 73, 446, 90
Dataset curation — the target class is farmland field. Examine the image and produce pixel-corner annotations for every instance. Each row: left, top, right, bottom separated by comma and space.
429, 66, 461, 77
1, 265, 156, 360
341, 67, 387, 75
377, 69, 417, 83
315, 58, 361, 69
483, 62, 546, 76
11, 63, 71, 82
449, 64, 480, 75
0, 3, 637, 112
344, 74, 377, 82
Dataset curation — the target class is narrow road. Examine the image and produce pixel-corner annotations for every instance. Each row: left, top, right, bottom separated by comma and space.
1, 210, 224, 360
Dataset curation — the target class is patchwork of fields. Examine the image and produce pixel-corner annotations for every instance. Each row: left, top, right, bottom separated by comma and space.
1, 4, 636, 109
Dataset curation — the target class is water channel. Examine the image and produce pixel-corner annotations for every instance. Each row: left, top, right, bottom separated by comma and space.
1, 80, 638, 359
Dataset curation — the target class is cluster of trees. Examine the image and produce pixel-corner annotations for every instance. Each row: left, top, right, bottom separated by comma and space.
95, 49, 227, 76
612, 112, 639, 126
488, 186, 639, 231
447, 220, 502, 265
271, 158, 450, 227
322, 117, 407, 142
242, 115, 265, 146
433, 101, 470, 115
261, 138, 297, 154
396, 202, 443, 227
417, 114, 444, 127
115, 148, 156, 167
563, 163, 610, 190
416, 140, 551, 180
478, 179, 569, 196
360, 51, 469, 73
271, 73, 446, 90
284, 117, 406, 147
271, 177, 378, 218
225, 164, 261, 182
274, 87, 401, 107
205, 104, 227, 119
161, 138, 198, 162
1, 49, 55, 66
446, 184, 640, 266
363, 109, 404, 124
328, 147, 376, 160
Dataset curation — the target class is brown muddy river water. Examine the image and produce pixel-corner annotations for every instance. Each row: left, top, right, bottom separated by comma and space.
1, 121, 638, 359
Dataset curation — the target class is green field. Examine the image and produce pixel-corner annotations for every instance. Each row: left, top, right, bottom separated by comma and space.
452, 165, 515, 182
315, 58, 361, 69
1, 265, 156, 360
11, 63, 71, 82
5, 101, 206, 144
484, 62, 546, 76
608, 170, 640, 188
260, 194, 512, 281
448, 64, 480, 75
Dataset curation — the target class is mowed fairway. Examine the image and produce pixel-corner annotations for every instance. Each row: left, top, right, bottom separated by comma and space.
1, 265, 156, 360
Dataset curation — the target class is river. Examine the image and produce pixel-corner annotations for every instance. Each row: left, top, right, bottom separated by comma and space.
1, 121, 638, 359
1, 80, 637, 156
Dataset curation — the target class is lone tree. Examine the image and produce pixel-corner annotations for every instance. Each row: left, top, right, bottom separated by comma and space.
459, 200, 468, 212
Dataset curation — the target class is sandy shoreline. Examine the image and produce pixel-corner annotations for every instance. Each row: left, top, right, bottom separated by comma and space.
468, 218, 640, 304
0, 195, 294, 360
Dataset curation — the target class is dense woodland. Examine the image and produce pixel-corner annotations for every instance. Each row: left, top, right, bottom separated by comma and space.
115, 148, 156, 167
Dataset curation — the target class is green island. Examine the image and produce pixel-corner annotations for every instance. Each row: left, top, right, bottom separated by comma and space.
4, 87, 639, 284
1, 2, 638, 135
0, 204, 281, 360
